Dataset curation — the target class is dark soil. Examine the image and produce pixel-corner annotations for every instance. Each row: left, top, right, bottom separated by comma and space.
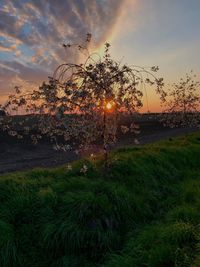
0, 117, 198, 174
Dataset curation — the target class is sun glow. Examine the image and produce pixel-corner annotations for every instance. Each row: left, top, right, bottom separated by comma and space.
106, 102, 112, 110
105, 101, 116, 111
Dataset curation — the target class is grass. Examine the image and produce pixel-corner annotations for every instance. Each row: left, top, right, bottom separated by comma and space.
0, 132, 200, 266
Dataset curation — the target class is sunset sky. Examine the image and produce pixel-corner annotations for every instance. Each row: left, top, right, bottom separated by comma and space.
0, 0, 200, 112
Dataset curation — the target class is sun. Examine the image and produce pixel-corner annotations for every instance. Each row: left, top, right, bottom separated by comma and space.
106, 102, 113, 110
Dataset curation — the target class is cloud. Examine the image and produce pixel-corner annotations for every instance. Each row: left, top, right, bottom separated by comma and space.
0, 62, 19, 73
0, 0, 129, 103
0, 60, 48, 103
0, 43, 17, 52
0, 0, 126, 57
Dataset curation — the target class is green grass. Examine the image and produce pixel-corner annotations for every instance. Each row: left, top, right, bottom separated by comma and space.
0, 132, 200, 266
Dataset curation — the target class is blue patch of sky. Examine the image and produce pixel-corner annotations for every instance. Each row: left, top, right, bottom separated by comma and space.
0, 52, 14, 61
22, 23, 32, 36
0, 36, 12, 46
18, 43, 34, 58
0, 36, 5, 42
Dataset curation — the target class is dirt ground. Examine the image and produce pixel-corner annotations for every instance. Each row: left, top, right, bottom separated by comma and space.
0, 119, 198, 174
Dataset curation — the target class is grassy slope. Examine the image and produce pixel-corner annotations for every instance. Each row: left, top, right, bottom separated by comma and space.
0, 132, 200, 267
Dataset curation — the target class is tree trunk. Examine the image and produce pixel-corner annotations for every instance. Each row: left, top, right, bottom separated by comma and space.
103, 110, 108, 169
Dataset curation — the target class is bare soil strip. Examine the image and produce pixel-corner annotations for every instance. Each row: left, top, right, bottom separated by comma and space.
0, 121, 198, 174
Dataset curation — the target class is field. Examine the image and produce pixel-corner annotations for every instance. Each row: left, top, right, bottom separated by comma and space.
0, 114, 197, 173
0, 131, 199, 266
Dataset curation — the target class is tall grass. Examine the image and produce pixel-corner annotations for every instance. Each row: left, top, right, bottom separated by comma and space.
0, 132, 199, 266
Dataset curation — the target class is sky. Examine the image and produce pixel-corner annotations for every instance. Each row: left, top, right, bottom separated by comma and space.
0, 0, 200, 112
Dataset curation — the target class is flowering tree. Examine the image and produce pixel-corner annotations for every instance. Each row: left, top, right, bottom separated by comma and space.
1, 35, 165, 161
161, 72, 200, 128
